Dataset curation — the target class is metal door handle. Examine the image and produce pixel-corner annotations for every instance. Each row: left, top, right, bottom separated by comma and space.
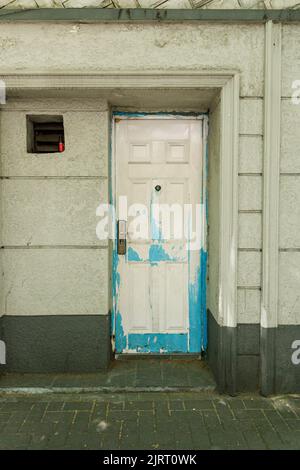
117, 220, 127, 255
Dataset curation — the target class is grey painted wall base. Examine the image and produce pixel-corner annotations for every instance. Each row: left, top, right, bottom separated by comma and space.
207, 310, 237, 395
219, 325, 237, 396
0, 311, 299, 393
237, 323, 260, 393
208, 310, 260, 394
260, 326, 276, 396
260, 326, 300, 395
208, 311, 300, 394
274, 325, 300, 394
0, 314, 112, 373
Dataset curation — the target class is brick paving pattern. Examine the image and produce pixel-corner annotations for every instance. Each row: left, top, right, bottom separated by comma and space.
0, 392, 299, 450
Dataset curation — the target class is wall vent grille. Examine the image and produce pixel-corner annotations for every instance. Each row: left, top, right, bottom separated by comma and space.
27, 115, 65, 154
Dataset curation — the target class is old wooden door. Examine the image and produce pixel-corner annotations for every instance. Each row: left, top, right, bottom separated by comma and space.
113, 115, 207, 354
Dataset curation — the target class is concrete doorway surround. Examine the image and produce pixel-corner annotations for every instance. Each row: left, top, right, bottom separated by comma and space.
0, 71, 239, 393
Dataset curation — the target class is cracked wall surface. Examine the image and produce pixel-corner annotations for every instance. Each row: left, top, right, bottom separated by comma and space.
0, 1, 300, 10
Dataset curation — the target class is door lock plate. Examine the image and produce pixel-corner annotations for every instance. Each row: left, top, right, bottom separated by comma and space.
117, 220, 127, 255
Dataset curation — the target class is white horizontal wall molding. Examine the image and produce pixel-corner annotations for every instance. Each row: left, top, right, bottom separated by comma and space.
0, 71, 236, 90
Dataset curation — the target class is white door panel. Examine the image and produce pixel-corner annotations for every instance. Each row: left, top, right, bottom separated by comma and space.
114, 117, 206, 354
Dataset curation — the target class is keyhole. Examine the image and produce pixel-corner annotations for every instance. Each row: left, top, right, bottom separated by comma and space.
155, 185, 161, 192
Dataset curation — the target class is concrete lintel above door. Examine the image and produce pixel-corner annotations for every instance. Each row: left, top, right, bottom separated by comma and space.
0, 71, 238, 92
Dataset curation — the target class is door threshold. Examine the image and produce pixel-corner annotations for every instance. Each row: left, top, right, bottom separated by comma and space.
115, 353, 203, 360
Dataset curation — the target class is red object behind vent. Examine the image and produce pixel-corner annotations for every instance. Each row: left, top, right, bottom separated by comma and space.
58, 141, 65, 153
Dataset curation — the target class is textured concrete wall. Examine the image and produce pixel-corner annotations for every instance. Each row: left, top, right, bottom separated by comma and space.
0, 1, 299, 10
0, 22, 264, 325
0, 98, 109, 317
0, 20, 299, 389
0, 23, 264, 97
238, 99, 263, 324
279, 24, 300, 326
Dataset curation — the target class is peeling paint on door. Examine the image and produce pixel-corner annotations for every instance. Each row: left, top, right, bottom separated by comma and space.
112, 113, 208, 354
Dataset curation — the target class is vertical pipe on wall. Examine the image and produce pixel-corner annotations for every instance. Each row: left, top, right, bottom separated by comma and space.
261, 20, 282, 396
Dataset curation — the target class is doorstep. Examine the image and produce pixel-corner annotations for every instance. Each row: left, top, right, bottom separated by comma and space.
0, 358, 216, 394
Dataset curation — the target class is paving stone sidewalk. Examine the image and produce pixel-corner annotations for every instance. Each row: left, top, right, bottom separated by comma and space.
0, 392, 299, 450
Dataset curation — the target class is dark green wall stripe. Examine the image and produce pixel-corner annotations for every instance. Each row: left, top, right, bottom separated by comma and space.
0, 9, 300, 23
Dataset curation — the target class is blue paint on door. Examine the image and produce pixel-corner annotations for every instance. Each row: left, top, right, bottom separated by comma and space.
128, 333, 188, 353
188, 249, 208, 352
116, 311, 127, 351
127, 247, 143, 262
148, 244, 174, 264
112, 112, 208, 354
114, 247, 208, 354
127, 244, 176, 264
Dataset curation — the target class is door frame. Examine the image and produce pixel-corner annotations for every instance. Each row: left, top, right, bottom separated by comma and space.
111, 112, 209, 354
